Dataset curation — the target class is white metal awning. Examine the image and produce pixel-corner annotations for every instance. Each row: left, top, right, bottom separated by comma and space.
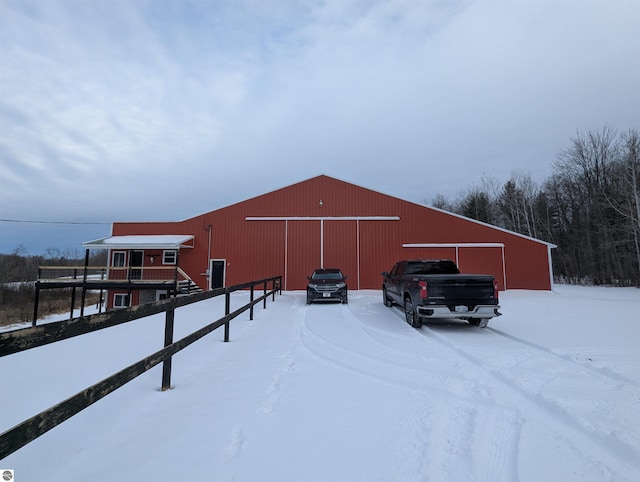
82, 235, 195, 250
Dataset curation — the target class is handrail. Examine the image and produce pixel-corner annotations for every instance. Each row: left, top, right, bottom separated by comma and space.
32, 265, 199, 324
0, 275, 282, 460
37, 265, 182, 280
176, 266, 191, 281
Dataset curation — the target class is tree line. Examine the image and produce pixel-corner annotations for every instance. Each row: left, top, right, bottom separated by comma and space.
0, 246, 107, 283
0, 247, 107, 326
431, 126, 640, 287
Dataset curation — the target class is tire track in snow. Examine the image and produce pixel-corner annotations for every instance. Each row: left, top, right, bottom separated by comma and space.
482, 407, 522, 482
330, 301, 489, 480
482, 325, 640, 456
344, 301, 522, 481
301, 297, 523, 481
410, 314, 640, 479
459, 324, 640, 459
486, 326, 640, 390
299, 303, 497, 407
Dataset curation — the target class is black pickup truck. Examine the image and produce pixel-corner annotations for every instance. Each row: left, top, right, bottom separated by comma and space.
381, 259, 501, 328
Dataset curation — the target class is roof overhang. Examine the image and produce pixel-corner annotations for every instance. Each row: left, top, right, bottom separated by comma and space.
82, 235, 195, 250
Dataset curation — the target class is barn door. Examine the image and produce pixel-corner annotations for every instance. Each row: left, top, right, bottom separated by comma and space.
323, 220, 358, 289
286, 221, 321, 290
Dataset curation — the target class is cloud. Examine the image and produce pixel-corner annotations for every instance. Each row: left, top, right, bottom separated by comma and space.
1, 0, 639, 253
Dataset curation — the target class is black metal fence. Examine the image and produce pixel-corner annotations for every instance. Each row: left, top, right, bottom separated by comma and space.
0, 275, 282, 460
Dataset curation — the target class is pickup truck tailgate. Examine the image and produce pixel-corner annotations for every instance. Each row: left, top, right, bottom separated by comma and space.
424, 275, 497, 306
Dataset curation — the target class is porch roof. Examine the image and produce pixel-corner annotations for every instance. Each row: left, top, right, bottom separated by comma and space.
82, 235, 195, 250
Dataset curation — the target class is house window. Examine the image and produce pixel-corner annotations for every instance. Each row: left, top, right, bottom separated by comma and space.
114, 293, 130, 308
112, 251, 126, 267
163, 250, 177, 265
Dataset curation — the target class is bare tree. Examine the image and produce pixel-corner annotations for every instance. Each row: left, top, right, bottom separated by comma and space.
601, 129, 640, 283
497, 172, 541, 238
553, 126, 622, 283
426, 126, 640, 285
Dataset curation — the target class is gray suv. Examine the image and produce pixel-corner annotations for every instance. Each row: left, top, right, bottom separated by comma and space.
306, 268, 348, 304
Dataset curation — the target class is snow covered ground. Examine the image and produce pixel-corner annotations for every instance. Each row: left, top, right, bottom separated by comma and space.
1, 285, 640, 481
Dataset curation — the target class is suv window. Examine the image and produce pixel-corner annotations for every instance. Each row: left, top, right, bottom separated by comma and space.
311, 270, 344, 280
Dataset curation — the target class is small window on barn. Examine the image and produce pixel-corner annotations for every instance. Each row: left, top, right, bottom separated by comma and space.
114, 293, 129, 308
163, 250, 177, 265
112, 251, 126, 267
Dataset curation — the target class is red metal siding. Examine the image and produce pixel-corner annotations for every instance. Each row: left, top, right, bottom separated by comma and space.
324, 220, 358, 288
212, 217, 285, 287
286, 221, 321, 290
457, 247, 505, 291
108, 175, 553, 294
398, 246, 506, 290
504, 238, 551, 290
359, 220, 405, 289
401, 247, 458, 262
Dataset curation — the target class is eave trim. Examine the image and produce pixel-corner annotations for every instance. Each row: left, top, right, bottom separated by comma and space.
245, 216, 400, 221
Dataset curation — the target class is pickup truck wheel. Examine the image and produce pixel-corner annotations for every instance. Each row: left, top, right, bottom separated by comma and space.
404, 298, 421, 328
382, 288, 393, 307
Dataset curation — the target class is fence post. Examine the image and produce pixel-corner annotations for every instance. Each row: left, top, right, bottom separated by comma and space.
263, 281, 267, 309
80, 249, 89, 318
70, 269, 78, 320
224, 288, 230, 342
161, 305, 175, 391
250, 284, 255, 320
32, 283, 40, 327
98, 269, 105, 314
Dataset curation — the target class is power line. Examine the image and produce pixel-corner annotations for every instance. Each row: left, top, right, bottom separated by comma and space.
0, 219, 111, 225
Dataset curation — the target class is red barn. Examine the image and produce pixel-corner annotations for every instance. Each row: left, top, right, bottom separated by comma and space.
85, 175, 555, 308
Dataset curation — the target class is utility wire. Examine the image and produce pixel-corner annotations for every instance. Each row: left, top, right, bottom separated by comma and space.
0, 219, 111, 225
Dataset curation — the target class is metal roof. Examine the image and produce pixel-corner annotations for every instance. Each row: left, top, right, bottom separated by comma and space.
82, 235, 195, 250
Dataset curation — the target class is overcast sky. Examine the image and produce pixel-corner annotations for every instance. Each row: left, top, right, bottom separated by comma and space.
1, 0, 639, 255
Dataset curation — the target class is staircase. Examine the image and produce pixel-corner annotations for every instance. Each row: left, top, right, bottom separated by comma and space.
176, 279, 204, 296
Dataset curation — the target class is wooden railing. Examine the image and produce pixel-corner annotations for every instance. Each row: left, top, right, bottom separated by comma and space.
33, 265, 199, 324
37, 265, 191, 283
0, 275, 282, 460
